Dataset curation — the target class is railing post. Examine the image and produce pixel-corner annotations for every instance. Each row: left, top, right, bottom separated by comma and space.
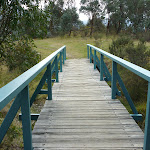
144, 82, 150, 150
60, 52, 62, 72
21, 85, 33, 150
87, 45, 89, 59
47, 63, 52, 100
111, 61, 118, 99
55, 56, 59, 82
90, 47, 92, 63
94, 50, 96, 69
64, 47, 66, 60
100, 54, 104, 81
63, 48, 65, 64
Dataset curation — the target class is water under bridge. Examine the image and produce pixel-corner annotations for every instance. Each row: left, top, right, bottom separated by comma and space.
0, 45, 150, 150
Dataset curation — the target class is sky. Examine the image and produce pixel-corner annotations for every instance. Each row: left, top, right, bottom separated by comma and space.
74, 0, 89, 24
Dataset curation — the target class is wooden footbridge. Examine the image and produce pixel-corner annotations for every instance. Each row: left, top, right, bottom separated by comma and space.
0, 45, 150, 150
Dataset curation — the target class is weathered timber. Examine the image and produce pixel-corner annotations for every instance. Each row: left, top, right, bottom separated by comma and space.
32, 59, 144, 150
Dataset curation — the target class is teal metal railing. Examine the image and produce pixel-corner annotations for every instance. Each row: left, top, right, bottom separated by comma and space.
87, 44, 150, 150
0, 46, 66, 150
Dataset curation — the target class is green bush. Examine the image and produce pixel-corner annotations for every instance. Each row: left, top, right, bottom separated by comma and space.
80, 26, 89, 38
109, 36, 150, 103
109, 36, 133, 58
3, 36, 41, 72
93, 33, 102, 48
126, 41, 150, 67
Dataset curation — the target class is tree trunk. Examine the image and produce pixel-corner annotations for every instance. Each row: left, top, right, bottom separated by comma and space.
106, 19, 110, 35
50, 19, 53, 35
117, 21, 121, 34
90, 15, 95, 37
69, 30, 72, 36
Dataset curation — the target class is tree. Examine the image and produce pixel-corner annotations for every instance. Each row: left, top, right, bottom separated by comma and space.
0, 0, 41, 70
80, 0, 102, 36
44, 0, 64, 36
103, 0, 150, 35
66, 0, 76, 9
125, 0, 145, 33
60, 7, 79, 36
103, 0, 127, 34
20, 5, 47, 38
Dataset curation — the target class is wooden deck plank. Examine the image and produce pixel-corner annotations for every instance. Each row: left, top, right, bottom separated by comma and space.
32, 59, 144, 149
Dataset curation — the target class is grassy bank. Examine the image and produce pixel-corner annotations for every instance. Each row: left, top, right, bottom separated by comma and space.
0, 35, 148, 149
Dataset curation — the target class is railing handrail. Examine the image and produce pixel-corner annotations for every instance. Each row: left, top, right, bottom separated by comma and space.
87, 44, 150, 82
0, 45, 65, 111
87, 44, 150, 150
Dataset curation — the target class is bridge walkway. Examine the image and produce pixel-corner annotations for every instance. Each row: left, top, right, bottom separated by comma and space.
32, 59, 144, 150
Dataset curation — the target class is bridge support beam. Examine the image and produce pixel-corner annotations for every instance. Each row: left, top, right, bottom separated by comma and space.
55, 56, 59, 82
90, 47, 92, 63
63, 49, 65, 64
100, 54, 104, 81
19, 114, 39, 121
94, 50, 96, 69
47, 63, 52, 100
87, 45, 89, 59
111, 61, 118, 99
60, 52, 62, 72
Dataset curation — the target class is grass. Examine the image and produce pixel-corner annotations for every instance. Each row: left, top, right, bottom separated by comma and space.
0, 35, 148, 149
34, 36, 94, 59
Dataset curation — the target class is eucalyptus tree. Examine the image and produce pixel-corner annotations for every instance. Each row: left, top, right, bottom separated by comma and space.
60, 7, 79, 36
66, 0, 76, 9
0, 0, 42, 70
21, 5, 47, 38
103, 0, 127, 34
44, 0, 64, 36
80, 0, 102, 36
103, 0, 150, 35
0, 0, 26, 60
125, 0, 148, 33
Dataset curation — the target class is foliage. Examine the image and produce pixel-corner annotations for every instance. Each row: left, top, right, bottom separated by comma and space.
103, 0, 127, 34
126, 41, 150, 67
0, 0, 44, 73
79, 25, 89, 38
60, 8, 79, 36
93, 33, 103, 48
44, 0, 64, 36
21, 5, 47, 38
109, 36, 150, 103
80, 0, 102, 36
4, 36, 41, 72
103, 0, 150, 35
109, 36, 133, 58
0, 0, 43, 43
109, 36, 150, 67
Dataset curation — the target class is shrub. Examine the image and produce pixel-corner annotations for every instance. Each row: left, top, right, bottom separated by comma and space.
93, 33, 102, 48
4, 36, 41, 72
126, 41, 150, 68
109, 36, 133, 58
109, 36, 150, 103
80, 26, 89, 38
